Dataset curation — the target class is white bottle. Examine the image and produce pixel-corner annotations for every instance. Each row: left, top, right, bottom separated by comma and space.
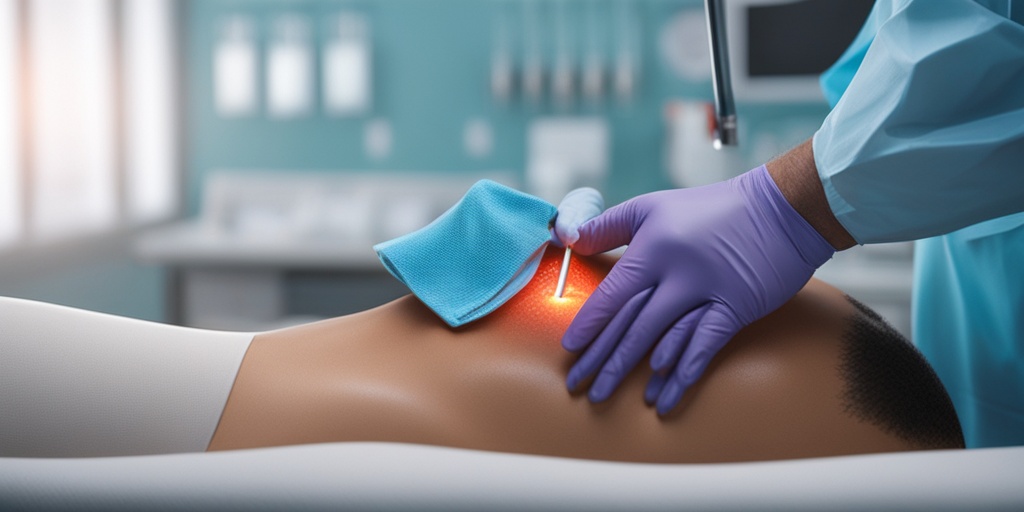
214, 15, 257, 117
490, 11, 514, 103
323, 13, 371, 116
266, 14, 312, 118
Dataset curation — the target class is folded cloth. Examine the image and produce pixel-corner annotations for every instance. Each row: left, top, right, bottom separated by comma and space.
374, 180, 558, 327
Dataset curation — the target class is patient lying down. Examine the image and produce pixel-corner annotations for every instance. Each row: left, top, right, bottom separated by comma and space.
207, 246, 964, 462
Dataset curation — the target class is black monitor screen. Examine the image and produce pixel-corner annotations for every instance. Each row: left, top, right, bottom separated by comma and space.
747, 0, 875, 77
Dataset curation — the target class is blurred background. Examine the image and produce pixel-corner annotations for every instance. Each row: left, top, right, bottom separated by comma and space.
0, 0, 913, 334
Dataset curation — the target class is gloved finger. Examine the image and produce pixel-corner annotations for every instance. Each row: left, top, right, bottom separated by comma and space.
571, 199, 643, 256
655, 304, 742, 415
588, 288, 696, 403
650, 305, 708, 372
566, 288, 653, 392
644, 370, 669, 405
561, 252, 651, 352
554, 187, 604, 247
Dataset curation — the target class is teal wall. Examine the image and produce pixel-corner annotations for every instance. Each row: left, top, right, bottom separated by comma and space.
0, 0, 833, 325
0, 239, 167, 323
184, 0, 830, 213
1, 261, 166, 322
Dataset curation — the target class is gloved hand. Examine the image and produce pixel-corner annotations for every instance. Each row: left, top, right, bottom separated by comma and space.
563, 165, 835, 415
552, 187, 605, 247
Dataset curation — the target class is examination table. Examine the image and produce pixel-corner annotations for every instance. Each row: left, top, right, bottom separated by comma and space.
1, 443, 1023, 510
0, 298, 1021, 510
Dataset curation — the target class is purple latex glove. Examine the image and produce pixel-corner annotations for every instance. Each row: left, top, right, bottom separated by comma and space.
563, 165, 835, 415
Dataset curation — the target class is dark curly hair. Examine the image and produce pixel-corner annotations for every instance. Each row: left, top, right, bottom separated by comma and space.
838, 296, 965, 450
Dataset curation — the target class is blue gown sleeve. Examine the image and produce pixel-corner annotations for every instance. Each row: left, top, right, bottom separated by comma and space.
812, 0, 1024, 244
818, 0, 902, 107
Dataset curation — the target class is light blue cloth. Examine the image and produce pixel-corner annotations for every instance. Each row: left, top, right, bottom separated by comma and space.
818, 0, 1024, 447
374, 180, 557, 327
813, 0, 1024, 244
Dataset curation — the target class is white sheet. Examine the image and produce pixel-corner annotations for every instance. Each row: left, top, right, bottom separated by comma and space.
1, 442, 1022, 511
0, 297, 253, 457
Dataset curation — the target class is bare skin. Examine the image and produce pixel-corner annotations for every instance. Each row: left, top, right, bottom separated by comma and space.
767, 138, 857, 250
208, 247, 916, 463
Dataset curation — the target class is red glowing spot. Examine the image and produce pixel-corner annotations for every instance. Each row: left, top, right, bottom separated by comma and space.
486, 245, 607, 338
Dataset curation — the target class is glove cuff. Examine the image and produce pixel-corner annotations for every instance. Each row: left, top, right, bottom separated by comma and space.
740, 165, 836, 268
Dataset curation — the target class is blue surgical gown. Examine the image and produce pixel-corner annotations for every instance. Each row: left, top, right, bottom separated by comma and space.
814, 0, 1024, 447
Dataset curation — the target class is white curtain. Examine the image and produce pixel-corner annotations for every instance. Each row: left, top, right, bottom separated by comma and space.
0, 2, 21, 246
1, 0, 177, 247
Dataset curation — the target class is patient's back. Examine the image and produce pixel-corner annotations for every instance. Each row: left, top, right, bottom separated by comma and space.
209, 251, 961, 462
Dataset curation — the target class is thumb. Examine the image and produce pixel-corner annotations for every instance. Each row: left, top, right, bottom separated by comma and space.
554, 187, 605, 246
572, 200, 642, 255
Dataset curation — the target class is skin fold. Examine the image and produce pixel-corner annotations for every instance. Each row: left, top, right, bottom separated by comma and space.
208, 247, 914, 463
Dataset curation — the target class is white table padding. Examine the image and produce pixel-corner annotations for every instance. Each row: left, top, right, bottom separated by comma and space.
1, 442, 1022, 511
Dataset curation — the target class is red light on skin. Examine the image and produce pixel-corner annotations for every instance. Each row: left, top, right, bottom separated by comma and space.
483, 246, 607, 339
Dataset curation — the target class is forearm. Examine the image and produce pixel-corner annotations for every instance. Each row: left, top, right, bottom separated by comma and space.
810, 2, 1024, 243
766, 139, 856, 251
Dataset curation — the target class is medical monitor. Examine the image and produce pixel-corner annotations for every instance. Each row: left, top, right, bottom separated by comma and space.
725, 0, 874, 103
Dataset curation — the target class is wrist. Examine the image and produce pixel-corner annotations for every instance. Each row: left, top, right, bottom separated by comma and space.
742, 165, 835, 269
766, 139, 856, 251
